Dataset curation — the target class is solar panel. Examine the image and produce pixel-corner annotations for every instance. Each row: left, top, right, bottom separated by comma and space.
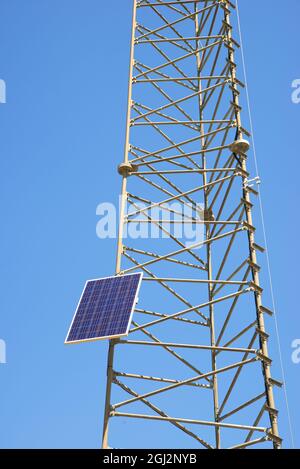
65, 273, 143, 344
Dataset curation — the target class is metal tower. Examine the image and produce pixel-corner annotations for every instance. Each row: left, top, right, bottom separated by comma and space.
102, 0, 282, 449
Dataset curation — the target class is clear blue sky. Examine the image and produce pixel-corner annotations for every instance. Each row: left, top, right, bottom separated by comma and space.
0, 0, 299, 448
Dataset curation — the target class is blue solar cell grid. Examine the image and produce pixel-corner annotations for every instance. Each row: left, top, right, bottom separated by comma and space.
65, 273, 142, 343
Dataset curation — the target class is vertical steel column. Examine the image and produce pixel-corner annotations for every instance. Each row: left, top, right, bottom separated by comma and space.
223, 0, 280, 448
194, 3, 220, 449
101, 0, 137, 449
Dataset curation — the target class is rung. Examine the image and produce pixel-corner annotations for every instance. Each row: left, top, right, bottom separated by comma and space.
255, 328, 269, 341
249, 281, 263, 294
256, 351, 272, 366
252, 242, 265, 253
267, 431, 283, 445
245, 186, 259, 196
259, 305, 273, 316
247, 259, 261, 272
243, 221, 256, 232
241, 197, 253, 209
265, 405, 279, 417
268, 377, 283, 388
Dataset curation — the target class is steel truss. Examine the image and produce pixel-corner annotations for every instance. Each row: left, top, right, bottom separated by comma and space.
102, 0, 281, 449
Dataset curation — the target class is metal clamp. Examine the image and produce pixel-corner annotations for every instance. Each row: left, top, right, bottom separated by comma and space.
243, 176, 261, 188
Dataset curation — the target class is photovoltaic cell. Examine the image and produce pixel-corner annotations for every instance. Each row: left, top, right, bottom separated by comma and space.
65, 273, 143, 344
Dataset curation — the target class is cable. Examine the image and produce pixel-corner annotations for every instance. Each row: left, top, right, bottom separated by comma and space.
235, 0, 295, 449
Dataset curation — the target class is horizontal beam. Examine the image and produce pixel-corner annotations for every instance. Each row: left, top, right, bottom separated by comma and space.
134, 75, 227, 83
137, 1, 221, 8
111, 412, 266, 433
125, 220, 242, 225
131, 119, 232, 126
136, 35, 224, 44
142, 277, 247, 284
118, 340, 257, 354
132, 168, 237, 174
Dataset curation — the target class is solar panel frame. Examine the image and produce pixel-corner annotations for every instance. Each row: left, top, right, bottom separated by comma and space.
65, 272, 143, 344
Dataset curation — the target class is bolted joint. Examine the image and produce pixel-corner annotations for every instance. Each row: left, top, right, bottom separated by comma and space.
266, 429, 283, 447
203, 208, 215, 222
229, 138, 250, 155
118, 162, 137, 177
